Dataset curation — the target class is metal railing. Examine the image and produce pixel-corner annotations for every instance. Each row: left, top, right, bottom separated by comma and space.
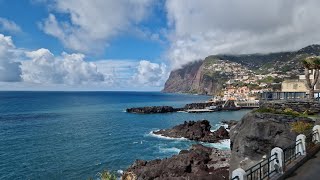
283, 139, 302, 170
245, 153, 278, 180
231, 125, 320, 180
231, 176, 240, 180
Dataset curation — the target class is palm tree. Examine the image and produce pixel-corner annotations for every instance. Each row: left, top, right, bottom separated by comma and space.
301, 56, 320, 99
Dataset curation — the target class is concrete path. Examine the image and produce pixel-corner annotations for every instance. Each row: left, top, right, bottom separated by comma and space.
286, 151, 320, 179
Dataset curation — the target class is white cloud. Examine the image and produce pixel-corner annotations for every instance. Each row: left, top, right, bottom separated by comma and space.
0, 17, 21, 33
0, 33, 168, 90
133, 60, 168, 86
0, 34, 21, 82
21, 48, 105, 85
40, 0, 153, 53
165, 0, 320, 68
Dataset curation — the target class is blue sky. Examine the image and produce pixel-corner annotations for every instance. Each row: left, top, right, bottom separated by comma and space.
1, 0, 320, 90
0, 0, 167, 60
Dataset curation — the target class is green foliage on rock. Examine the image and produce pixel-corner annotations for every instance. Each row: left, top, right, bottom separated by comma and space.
291, 121, 313, 135
254, 107, 309, 117
101, 170, 117, 180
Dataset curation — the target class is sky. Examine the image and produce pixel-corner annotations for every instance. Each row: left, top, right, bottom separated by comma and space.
1, 0, 320, 91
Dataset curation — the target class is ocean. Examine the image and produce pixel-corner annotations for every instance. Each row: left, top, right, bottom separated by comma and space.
0, 91, 250, 179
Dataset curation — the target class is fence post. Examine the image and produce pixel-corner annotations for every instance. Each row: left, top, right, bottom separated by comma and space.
270, 147, 284, 174
312, 125, 320, 143
231, 168, 246, 180
296, 134, 306, 156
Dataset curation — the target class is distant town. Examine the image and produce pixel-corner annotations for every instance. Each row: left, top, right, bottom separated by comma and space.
204, 59, 319, 102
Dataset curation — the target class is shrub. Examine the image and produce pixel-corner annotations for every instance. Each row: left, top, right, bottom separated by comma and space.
101, 170, 117, 180
291, 121, 313, 135
283, 108, 300, 117
254, 107, 306, 117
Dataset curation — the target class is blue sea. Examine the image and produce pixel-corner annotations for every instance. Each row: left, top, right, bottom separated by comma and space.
0, 91, 250, 180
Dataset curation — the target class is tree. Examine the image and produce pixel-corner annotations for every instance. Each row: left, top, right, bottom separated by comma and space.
301, 56, 320, 99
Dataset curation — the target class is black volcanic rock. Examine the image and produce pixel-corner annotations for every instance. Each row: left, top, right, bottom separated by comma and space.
221, 120, 238, 129
154, 120, 229, 143
124, 144, 230, 180
229, 112, 314, 172
126, 106, 179, 114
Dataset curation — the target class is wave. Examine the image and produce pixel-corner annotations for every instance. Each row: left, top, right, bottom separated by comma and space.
147, 130, 188, 141
117, 169, 123, 175
210, 123, 229, 132
202, 139, 230, 150
159, 147, 181, 154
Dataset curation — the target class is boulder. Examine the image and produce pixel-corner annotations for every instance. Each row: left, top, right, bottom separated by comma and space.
124, 144, 230, 180
229, 112, 313, 172
154, 120, 229, 143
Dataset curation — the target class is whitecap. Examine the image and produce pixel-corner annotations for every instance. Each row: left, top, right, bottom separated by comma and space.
202, 139, 230, 150
117, 170, 123, 174
147, 130, 188, 141
159, 147, 181, 153
211, 123, 229, 132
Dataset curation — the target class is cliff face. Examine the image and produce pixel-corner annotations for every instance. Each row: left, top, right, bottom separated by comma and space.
161, 61, 204, 94
162, 58, 226, 95
162, 44, 320, 95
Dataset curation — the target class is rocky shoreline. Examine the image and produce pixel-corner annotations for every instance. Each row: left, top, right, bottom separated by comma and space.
122, 120, 234, 180
126, 101, 241, 114
123, 144, 230, 180
126, 106, 183, 114
153, 120, 229, 143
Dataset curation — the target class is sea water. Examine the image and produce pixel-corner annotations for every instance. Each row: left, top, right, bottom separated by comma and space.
0, 91, 250, 179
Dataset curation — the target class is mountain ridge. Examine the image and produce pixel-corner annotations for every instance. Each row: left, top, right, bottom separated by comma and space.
162, 44, 320, 95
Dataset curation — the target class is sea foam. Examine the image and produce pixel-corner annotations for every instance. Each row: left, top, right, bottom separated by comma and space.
202, 139, 231, 150
159, 147, 181, 153
147, 130, 188, 141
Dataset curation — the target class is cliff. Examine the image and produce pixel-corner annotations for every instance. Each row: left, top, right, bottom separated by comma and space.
162, 44, 320, 95
162, 57, 226, 95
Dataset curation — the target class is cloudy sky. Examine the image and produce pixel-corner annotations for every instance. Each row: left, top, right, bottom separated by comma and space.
1, 0, 320, 91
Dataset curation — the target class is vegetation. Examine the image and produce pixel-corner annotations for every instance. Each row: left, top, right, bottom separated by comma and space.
301, 55, 320, 99
257, 76, 282, 84
100, 170, 117, 180
122, 172, 137, 180
291, 121, 313, 135
254, 107, 309, 117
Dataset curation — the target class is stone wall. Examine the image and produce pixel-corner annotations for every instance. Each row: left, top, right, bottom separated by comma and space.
260, 100, 320, 114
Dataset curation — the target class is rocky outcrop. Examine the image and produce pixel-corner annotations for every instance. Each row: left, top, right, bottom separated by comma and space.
229, 112, 313, 172
126, 106, 182, 114
154, 120, 229, 143
184, 102, 222, 110
124, 144, 230, 180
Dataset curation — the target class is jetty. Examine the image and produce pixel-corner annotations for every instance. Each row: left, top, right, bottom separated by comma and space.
186, 109, 216, 113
